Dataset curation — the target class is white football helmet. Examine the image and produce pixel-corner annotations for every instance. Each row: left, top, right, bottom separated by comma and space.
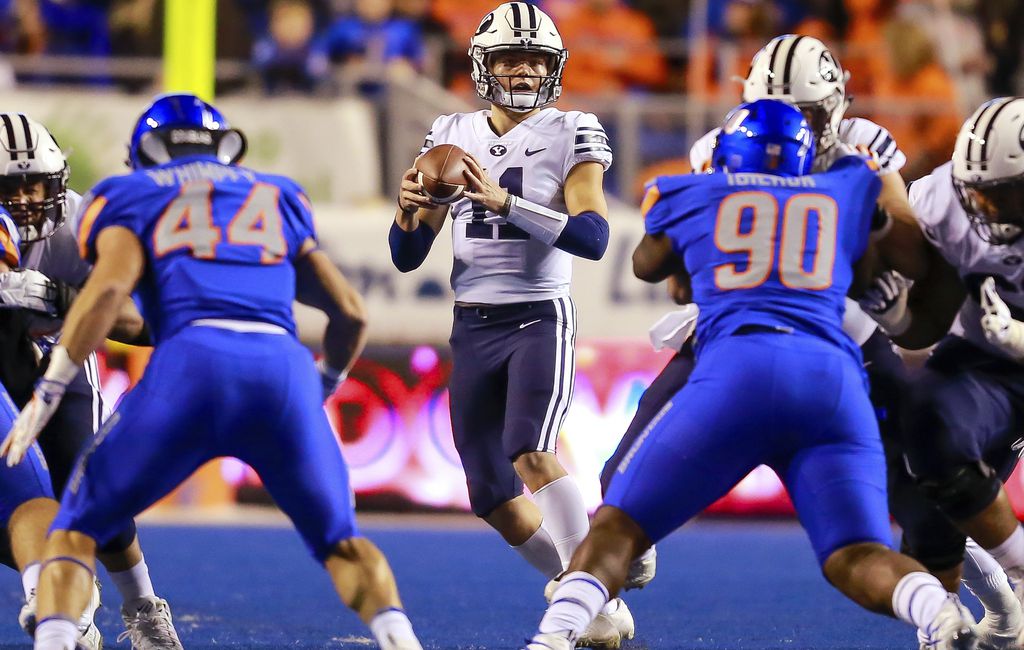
0, 114, 69, 242
469, 2, 567, 112
743, 34, 850, 151
952, 97, 1024, 245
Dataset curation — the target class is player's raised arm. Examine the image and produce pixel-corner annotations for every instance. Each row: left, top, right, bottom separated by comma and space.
389, 166, 449, 273
870, 171, 931, 281
294, 239, 368, 399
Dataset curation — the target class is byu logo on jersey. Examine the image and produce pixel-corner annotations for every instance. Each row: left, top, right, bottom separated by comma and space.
489, 144, 508, 157
818, 51, 839, 83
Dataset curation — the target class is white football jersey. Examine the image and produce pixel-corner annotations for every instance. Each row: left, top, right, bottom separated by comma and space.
686, 116, 906, 346
910, 161, 1024, 359
421, 108, 612, 304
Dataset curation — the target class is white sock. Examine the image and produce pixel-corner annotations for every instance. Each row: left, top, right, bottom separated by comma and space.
986, 525, 1024, 584
533, 476, 590, 569
22, 562, 40, 601
538, 571, 609, 637
370, 607, 420, 650
513, 524, 563, 579
34, 617, 78, 650
109, 558, 156, 603
892, 571, 951, 630
963, 538, 1019, 616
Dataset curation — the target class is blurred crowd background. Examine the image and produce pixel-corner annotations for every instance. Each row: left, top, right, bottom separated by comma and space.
0, 0, 1019, 196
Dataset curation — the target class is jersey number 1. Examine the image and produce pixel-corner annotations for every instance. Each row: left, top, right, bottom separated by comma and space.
152, 181, 287, 263
714, 191, 838, 290
467, 167, 529, 240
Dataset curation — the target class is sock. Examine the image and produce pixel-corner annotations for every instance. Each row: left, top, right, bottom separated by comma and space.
963, 538, 1020, 617
986, 525, 1024, 584
513, 524, 563, 579
34, 617, 78, 650
369, 607, 420, 649
109, 558, 156, 604
533, 476, 590, 569
22, 562, 40, 601
892, 571, 951, 631
538, 571, 609, 638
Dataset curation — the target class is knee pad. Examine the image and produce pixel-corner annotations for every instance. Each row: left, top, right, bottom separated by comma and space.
917, 462, 1001, 521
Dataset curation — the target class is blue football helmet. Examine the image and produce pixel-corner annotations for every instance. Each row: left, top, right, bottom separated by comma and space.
711, 99, 815, 177
127, 93, 247, 170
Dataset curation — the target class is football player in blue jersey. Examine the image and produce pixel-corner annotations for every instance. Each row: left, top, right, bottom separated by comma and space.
0, 94, 423, 650
524, 100, 978, 650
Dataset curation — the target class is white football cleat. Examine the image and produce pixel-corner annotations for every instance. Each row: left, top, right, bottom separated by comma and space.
624, 546, 656, 590
377, 633, 424, 650
919, 595, 979, 650
18, 587, 36, 638
77, 580, 104, 650
973, 601, 1022, 650
118, 596, 183, 650
602, 598, 634, 641
525, 633, 574, 650
575, 613, 621, 650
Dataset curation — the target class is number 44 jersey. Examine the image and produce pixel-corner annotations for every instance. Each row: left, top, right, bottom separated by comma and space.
74, 155, 318, 344
643, 155, 881, 357
421, 108, 612, 305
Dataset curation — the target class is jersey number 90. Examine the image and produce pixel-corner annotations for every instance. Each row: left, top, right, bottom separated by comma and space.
713, 191, 838, 291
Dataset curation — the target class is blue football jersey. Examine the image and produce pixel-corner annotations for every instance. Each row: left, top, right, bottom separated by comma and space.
642, 155, 882, 355
77, 155, 317, 342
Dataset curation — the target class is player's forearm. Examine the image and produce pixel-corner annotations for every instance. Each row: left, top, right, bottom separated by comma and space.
59, 280, 133, 365
322, 312, 367, 375
389, 217, 437, 272
106, 299, 151, 346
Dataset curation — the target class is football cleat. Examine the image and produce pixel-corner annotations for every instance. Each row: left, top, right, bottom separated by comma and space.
602, 598, 634, 641
919, 595, 979, 650
525, 633, 574, 650
971, 592, 1022, 649
575, 613, 621, 650
117, 597, 183, 650
624, 546, 656, 590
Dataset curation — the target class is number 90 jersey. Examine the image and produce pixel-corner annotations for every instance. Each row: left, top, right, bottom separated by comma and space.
75, 156, 318, 343
643, 156, 881, 357
421, 108, 612, 304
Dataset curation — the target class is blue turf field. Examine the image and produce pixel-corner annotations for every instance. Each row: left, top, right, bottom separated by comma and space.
0, 519, 975, 649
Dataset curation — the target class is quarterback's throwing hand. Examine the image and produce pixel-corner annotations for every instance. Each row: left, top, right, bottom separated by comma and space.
0, 378, 67, 466
462, 155, 509, 215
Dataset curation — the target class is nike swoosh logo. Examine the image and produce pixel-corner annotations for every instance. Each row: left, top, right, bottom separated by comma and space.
519, 319, 542, 329
525, 148, 547, 156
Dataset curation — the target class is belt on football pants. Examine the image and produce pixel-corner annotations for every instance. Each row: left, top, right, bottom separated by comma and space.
190, 318, 288, 335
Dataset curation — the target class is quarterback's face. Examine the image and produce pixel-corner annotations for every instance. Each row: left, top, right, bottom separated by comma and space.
489, 50, 551, 93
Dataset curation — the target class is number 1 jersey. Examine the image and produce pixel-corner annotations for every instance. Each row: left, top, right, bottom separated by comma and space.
75, 155, 318, 344
422, 108, 612, 304
643, 156, 881, 356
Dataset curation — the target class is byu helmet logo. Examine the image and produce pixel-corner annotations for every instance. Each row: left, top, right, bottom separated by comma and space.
475, 12, 494, 36
818, 51, 839, 83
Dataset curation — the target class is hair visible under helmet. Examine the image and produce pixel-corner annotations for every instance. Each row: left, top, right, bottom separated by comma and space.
469, 2, 568, 112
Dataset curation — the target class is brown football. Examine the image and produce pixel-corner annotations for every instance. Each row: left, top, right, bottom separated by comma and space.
415, 144, 469, 204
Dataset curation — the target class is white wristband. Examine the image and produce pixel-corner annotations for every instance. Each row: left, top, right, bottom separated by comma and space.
503, 195, 569, 245
43, 345, 81, 385
316, 358, 349, 384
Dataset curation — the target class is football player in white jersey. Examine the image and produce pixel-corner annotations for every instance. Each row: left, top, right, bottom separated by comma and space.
867, 97, 1024, 649
388, 3, 631, 646
0, 114, 183, 650
598, 34, 1023, 642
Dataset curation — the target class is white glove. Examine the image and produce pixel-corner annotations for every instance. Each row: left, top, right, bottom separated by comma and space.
980, 277, 1024, 359
0, 269, 59, 316
859, 271, 911, 336
1, 346, 79, 466
648, 305, 699, 352
1, 379, 65, 466
316, 358, 348, 402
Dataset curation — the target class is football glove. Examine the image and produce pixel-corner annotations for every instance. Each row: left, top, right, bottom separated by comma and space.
647, 305, 699, 353
980, 277, 1024, 360
1, 345, 79, 466
0, 269, 76, 317
316, 358, 348, 402
860, 271, 912, 336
